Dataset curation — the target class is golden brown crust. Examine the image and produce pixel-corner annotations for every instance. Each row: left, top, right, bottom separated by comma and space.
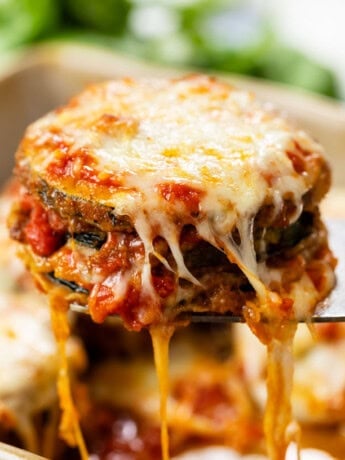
10, 75, 335, 330
16, 75, 330, 214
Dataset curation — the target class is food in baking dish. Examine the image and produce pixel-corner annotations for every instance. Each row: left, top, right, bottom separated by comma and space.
72, 321, 338, 459
7, 75, 336, 460
9, 75, 335, 329
0, 182, 86, 457
172, 445, 335, 460
235, 322, 345, 425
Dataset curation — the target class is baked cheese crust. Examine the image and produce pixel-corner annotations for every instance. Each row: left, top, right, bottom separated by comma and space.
7, 75, 337, 460
11, 75, 335, 329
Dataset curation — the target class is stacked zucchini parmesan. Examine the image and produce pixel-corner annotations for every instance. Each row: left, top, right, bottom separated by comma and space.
9, 75, 334, 329
8, 75, 336, 460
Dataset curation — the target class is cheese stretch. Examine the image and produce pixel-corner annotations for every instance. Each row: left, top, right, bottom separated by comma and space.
16, 75, 331, 322
11, 75, 336, 460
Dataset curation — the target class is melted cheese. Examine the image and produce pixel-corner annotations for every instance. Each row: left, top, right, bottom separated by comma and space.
0, 294, 57, 452
0, 184, 86, 454
172, 444, 335, 460
0, 186, 34, 293
15, 76, 335, 459
48, 288, 88, 460
264, 336, 299, 460
88, 326, 256, 451
18, 76, 331, 321
235, 322, 345, 426
150, 325, 174, 460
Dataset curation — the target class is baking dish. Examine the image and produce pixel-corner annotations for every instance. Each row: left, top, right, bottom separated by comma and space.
1, 42, 345, 459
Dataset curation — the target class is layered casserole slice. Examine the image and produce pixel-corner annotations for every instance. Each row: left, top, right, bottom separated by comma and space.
8, 75, 335, 330
7, 75, 336, 460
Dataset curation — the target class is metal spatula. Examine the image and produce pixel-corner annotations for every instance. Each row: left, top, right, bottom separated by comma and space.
190, 220, 345, 324
71, 220, 345, 324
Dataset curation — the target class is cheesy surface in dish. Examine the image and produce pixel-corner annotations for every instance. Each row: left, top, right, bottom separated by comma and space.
39, 315, 337, 460
0, 183, 86, 457
235, 322, 345, 425
8, 75, 336, 460
172, 445, 335, 460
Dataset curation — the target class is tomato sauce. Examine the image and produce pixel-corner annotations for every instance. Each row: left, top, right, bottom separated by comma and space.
158, 183, 204, 216
82, 406, 161, 460
19, 195, 65, 257
47, 149, 122, 188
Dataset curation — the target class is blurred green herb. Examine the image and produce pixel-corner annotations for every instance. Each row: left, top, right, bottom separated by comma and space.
255, 46, 338, 98
0, 0, 59, 50
0, 0, 339, 98
62, 0, 130, 35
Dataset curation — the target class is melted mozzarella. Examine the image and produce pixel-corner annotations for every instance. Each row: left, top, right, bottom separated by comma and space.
0, 295, 57, 402
88, 328, 254, 444
17, 76, 334, 459
234, 323, 345, 425
172, 444, 335, 460
21, 76, 326, 304
0, 189, 31, 292
0, 292, 85, 453
0, 186, 86, 451
172, 447, 244, 460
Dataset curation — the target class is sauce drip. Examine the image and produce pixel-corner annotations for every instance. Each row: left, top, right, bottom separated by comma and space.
150, 324, 175, 460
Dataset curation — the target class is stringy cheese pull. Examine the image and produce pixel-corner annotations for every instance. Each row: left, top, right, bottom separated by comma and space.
48, 288, 89, 460
9, 75, 336, 460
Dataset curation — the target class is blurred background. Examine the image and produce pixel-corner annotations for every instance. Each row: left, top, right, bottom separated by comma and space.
0, 0, 344, 99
